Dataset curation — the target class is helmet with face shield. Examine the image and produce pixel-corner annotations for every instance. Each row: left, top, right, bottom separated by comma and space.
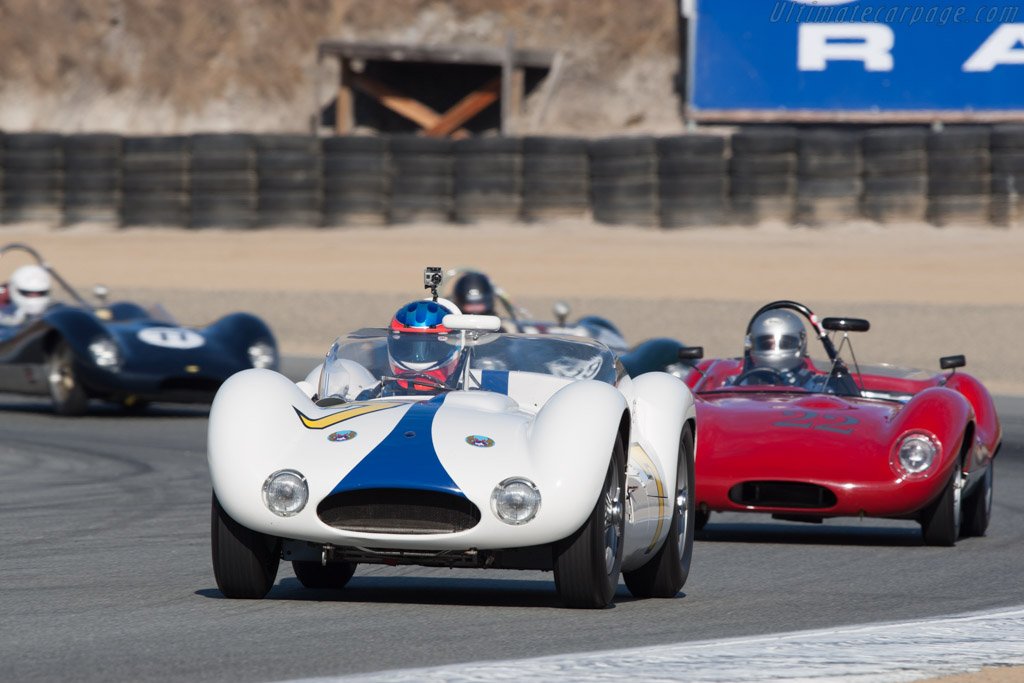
388, 300, 461, 388
746, 309, 807, 372
9, 264, 51, 316
452, 271, 495, 315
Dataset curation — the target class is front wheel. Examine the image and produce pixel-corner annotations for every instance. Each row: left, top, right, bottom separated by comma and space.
961, 462, 994, 538
211, 493, 280, 598
920, 468, 964, 547
292, 560, 357, 590
47, 339, 89, 415
624, 424, 696, 599
553, 437, 626, 609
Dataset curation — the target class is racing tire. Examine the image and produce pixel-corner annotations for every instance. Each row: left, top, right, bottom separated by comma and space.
211, 493, 281, 599
920, 468, 964, 547
695, 509, 710, 531
292, 560, 357, 590
623, 425, 695, 599
47, 339, 89, 416
960, 462, 993, 538
553, 437, 626, 609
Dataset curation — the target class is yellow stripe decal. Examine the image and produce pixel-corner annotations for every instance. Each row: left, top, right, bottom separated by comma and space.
294, 401, 404, 430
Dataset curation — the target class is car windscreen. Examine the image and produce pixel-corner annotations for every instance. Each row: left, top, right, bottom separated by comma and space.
323, 328, 618, 386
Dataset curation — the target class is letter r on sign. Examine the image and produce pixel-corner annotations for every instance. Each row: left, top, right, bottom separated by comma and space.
798, 24, 895, 72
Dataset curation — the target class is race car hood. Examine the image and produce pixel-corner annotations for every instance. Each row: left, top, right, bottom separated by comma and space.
695, 391, 905, 482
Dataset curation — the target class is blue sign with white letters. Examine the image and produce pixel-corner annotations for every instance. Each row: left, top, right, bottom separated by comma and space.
690, 0, 1024, 116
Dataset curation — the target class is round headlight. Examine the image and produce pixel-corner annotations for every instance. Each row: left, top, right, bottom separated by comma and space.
88, 336, 121, 371
895, 433, 939, 476
248, 340, 277, 369
491, 477, 541, 525
262, 470, 308, 517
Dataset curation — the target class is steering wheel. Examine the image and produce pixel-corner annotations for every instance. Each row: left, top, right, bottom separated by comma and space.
733, 366, 786, 386
382, 371, 453, 392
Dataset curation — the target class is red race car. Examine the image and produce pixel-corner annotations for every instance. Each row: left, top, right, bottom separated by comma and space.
683, 300, 1001, 546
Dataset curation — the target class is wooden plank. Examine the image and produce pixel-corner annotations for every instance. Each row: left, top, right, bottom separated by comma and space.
346, 71, 443, 129
345, 70, 472, 137
318, 40, 554, 68
336, 61, 354, 135
424, 77, 501, 137
501, 31, 514, 135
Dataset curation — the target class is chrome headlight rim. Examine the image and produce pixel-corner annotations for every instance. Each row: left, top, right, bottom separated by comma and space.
891, 431, 941, 479
490, 477, 542, 526
88, 335, 122, 372
262, 469, 308, 517
248, 339, 277, 369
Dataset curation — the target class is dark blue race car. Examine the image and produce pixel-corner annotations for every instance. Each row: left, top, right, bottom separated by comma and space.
0, 243, 277, 415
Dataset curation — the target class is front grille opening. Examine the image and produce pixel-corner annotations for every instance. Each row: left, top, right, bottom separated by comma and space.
317, 487, 481, 534
728, 481, 838, 509
160, 377, 222, 393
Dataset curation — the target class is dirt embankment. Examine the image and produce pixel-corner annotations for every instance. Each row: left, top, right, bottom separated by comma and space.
0, 0, 682, 135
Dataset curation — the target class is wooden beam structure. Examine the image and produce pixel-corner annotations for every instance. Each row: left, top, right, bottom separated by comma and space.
316, 39, 554, 138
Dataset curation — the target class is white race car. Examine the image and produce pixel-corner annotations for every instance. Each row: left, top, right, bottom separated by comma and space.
208, 312, 697, 609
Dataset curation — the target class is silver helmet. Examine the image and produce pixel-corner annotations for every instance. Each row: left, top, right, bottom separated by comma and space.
746, 309, 807, 372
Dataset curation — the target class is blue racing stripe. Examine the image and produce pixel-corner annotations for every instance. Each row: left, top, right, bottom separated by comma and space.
480, 370, 509, 395
328, 394, 464, 497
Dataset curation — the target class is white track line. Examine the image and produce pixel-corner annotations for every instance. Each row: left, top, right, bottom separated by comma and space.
285, 606, 1024, 683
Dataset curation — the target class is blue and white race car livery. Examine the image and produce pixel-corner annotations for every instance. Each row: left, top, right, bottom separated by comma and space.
208, 312, 697, 608
0, 243, 277, 414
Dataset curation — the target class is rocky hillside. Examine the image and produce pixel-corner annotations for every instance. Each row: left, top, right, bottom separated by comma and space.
0, 0, 683, 135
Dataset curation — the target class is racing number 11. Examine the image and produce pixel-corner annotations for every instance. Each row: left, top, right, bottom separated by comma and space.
773, 410, 858, 434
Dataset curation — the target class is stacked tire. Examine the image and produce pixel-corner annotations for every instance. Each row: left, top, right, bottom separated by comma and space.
256, 135, 321, 227
927, 126, 991, 226
521, 137, 589, 222
121, 136, 188, 227
729, 127, 797, 225
656, 134, 728, 228
388, 136, 453, 224
62, 134, 121, 225
990, 124, 1024, 227
861, 127, 928, 223
453, 137, 521, 224
322, 136, 389, 227
796, 129, 862, 226
589, 137, 658, 226
189, 134, 256, 229
2, 133, 63, 224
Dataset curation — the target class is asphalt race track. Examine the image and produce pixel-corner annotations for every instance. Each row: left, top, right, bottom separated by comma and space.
1, 363, 1022, 683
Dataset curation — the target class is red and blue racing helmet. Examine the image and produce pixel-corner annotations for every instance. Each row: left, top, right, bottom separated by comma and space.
387, 300, 460, 387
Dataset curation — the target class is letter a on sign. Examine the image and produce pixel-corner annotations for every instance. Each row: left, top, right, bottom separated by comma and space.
798, 24, 895, 72
963, 24, 1024, 72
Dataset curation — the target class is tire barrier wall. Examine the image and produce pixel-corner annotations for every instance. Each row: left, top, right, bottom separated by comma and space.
0, 128, 1021, 228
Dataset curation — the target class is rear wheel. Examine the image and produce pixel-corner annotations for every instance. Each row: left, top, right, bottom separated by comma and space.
961, 462, 994, 538
211, 493, 280, 598
624, 425, 695, 598
553, 437, 626, 609
47, 339, 89, 415
292, 560, 357, 590
920, 468, 964, 547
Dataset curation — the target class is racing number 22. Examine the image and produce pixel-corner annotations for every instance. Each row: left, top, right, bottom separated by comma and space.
773, 410, 857, 434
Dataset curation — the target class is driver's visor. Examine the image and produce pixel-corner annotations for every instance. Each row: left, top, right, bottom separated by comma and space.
17, 289, 49, 298
389, 332, 453, 365
753, 334, 800, 352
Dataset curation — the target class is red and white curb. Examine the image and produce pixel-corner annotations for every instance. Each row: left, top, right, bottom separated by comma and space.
287, 606, 1024, 683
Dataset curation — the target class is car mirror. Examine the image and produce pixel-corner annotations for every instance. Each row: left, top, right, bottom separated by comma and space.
940, 355, 966, 370
93, 284, 109, 303
553, 301, 570, 326
822, 317, 870, 332
678, 346, 704, 361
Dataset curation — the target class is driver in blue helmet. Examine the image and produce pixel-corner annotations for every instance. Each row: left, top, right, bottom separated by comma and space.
732, 309, 814, 387
352, 299, 462, 399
